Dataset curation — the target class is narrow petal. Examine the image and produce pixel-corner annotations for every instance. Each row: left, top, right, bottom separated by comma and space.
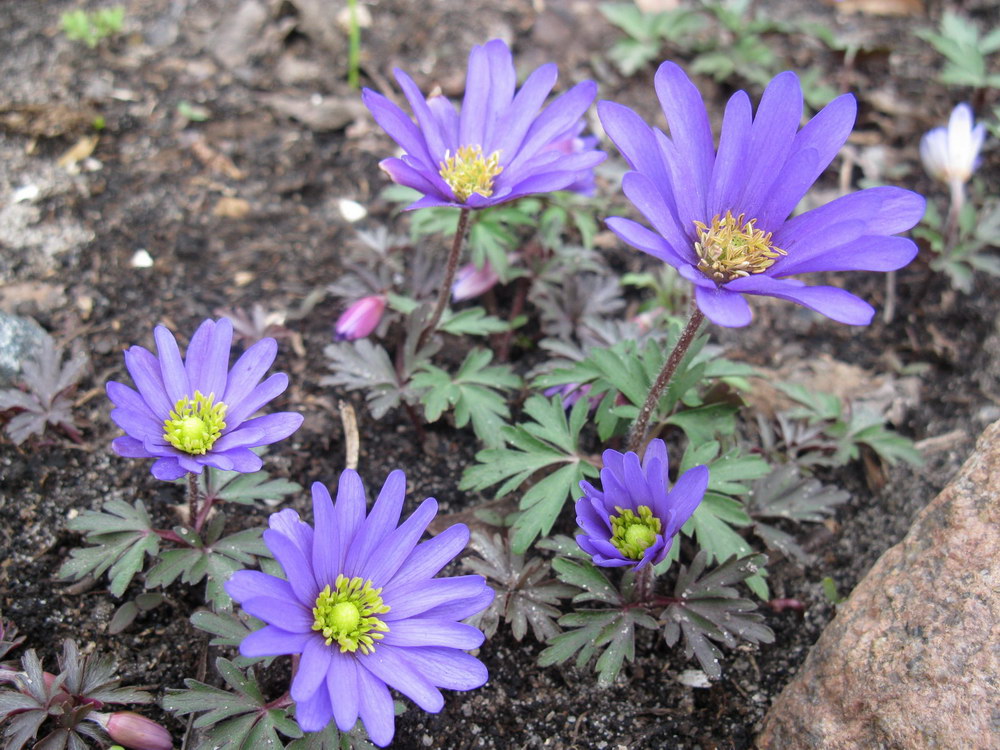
361, 646, 444, 712
694, 284, 754, 328
185, 319, 232, 399
417, 585, 495, 621
224, 411, 302, 448
503, 81, 597, 174
381, 619, 485, 650
459, 43, 490, 148
151, 457, 187, 480
427, 95, 459, 147
382, 576, 489, 620
356, 662, 396, 747
270, 508, 314, 561
111, 408, 162, 442
661, 465, 709, 535
727, 275, 874, 325
334, 470, 367, 571
362, 88, 434, 167
223, 337, 277, 408
239, 626, 313, 658
295, 683, 334, 734
480, 39, 516, 148
124, 346, 172, 417
112, 436, 153, 458
655, 61, 714, 213
225, 570, 294, 604
708, 91, 753, 217
492, 63, 557, 157
240, 595, 313, 633
362, 498, 438, 588
395, 69, 448, 162
775, 235, 918, 276
399, 647, 489, 691
327, 651, 359, 732
224, 372, 288, 428
344, 470, 406, 578
202, 447, 262, 473
106, 381, 157, 420
379, 157, 453, 203
263, 528, 319, 606
153, 326, 190, 403
620, 172, 693, 262
388, 524, 469, 588
291, 637, 333, 702
598, 100, 673, 192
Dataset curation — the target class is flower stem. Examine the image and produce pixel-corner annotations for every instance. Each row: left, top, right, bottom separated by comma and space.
944, 178, 965, 251
186, 473, 200, 530
635, 564, 655, 605
417, 207, 471, 351
626, 306, 705, 454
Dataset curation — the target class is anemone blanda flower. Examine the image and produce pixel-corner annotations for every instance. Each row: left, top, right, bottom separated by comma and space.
920, 103, 986, 186
335, 294, 387, 341
576, 439, 708, 569
225, 471, 493, 746
107, 318, 303, 481
362, 39, 605, 210
599, 63, 926, 328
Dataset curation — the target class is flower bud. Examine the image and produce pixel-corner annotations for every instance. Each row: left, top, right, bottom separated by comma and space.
451, 261, 500, 302
919, 103, 986, 186
93, 712, 173, 750
334, 295, 386, 341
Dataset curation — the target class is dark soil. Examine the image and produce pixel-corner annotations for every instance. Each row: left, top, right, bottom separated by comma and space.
2, 1, 999, 749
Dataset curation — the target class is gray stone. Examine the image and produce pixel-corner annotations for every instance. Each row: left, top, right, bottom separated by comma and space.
0, 312, 48, 386
757, 419, 1000, 750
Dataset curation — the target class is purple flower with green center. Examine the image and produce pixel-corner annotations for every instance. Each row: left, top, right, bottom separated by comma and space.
599, 63, 926, 327
576, 439, 708, 569
225, 471, 493, 746
107, 318, 303, 481
362, 39, 605, 210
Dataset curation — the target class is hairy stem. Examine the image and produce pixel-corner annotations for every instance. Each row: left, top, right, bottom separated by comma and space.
635, 564, 655, 605
626, 306, 705, 454
417, 207, 471, 351
186, 473, 200, 531
944, 177, 965, 251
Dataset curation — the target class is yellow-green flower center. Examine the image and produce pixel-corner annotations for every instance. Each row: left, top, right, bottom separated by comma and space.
694, 210, 787, 283
312, 574, 390, 655
162, 391, 227, 455
610, 505, 662, 561
439, 145, 503, 202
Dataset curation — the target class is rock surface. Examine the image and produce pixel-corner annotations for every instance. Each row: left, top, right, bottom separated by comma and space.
757, 418, 1000, 750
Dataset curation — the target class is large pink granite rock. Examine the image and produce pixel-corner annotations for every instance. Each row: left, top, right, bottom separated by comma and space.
757, 419, 1000, 750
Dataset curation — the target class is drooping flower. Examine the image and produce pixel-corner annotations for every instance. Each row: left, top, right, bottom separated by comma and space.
599, 63, 926, 327
91, 711, 173, 750
225, 471, 493, 746
576, 439, 708, 569
363, 39, 605, 210
919, 103, 986, 186
107, 318, 303, 481
451, 260, 500, 301
335, 294, 387, 341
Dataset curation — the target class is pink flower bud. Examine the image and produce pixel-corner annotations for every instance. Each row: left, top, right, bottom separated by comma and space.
94, 712, 173, 750
451, 261, 500, 302
335, 295, 386, 341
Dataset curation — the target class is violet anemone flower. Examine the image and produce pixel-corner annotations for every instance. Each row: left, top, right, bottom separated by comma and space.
226, 471, 493, 746
362, 39, 605, 210
576, 439, 708, 569
107, 318, 303, 481
599, 63, 926, 327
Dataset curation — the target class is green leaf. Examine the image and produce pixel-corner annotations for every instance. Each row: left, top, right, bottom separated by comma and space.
438, 307, 510, 336
204, 467, 302, 506
551, 558, 621, 606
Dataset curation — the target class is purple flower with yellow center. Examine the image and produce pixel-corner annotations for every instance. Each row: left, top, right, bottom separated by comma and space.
107, 318, 303, 481
225, 471, 493, 746
362, 39, 605, 210
576, 439, 708, 569
599, 63, 926, 327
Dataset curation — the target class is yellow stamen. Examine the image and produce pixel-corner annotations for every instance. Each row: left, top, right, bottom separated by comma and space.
312, 575, 390, 655
694, 210, 786, 283
439, 145, 503, 202
610, 505, 662, 561
162, 391, 226, 455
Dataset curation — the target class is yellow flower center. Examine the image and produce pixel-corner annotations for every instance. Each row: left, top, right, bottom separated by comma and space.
162, 391, 227, 455
439, 145, 503, 202
312, 574, 390, 655
609, 505, 662, 560
694, 210, 786, 283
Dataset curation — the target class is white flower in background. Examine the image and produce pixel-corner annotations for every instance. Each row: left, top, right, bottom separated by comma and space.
920, 103, 986, 185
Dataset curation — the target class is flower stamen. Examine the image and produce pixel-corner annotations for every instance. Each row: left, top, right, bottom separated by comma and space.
694, 210, 786, 283
609, 505, 662, 560
439, 145, 503, 202
312, 574, 390, 655
162, 391, 226, 455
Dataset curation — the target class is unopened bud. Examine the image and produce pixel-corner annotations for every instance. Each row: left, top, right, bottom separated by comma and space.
334, 295, 387, 341
93, 711, 173, 750
919, 103, 986, 186
452, 261, 500, 302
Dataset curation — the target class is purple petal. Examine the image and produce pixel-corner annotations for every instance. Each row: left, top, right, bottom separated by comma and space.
241, 595, 313, 633
776, 235, 918, 276
184, 319, 232, 400
492, 63, 557, 157
727, 275, 874, 325
621, 172, 692, 261
269, 508, 314, 560
708, 90, 752, 217
291, 637, 333, 702
151, 457, 187, 480
224, 373, 288, 428
382, 576, 490, 621
361, 645, 444, 712
427, 96, 459, 148
225, 570, 294, 604
356, 662, 395, 747
459, 43, 491, 148
239, 626, 313, 658
123, 346, 172, 417
661, 464, 709, 535
344, 470, 406, 578
503, 81, 597, 174
388, 524, 469, 588
398, 647, 489, 691
606, 217, 689, 270
417, 585, 494, 621
202, 447, 262, 473
107, 381, 157, 420
112, 436, 152, 458
654, 62, 714, 214
222, 337, 277, 409
263, 528, 319, 606
310, 481, 341, 586
295, 682, 333, 734
221, 411, 302, 448
327, 650, 359, 732
480, 39, 516, 148
362, 88, 434, 167
381, 619, 485, 650
362, 498, 437, 587
111, 407, 162, 442
598, 100, 671, 187
642, 438, 669, 479
576, 497, 611, 539
334, 470, 367, 568
394, 68, 448, 162
153, 325, 190, 403
694, 284, 754, 328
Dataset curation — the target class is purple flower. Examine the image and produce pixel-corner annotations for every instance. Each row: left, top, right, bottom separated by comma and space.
335, 295, 387, 341
225, 471, 493, 746
362, 39, 605, 210
920, 103, 986, 186
451, 260, 500, 302
107, 318, 303, 481
576, 439, 708, 569
599, 63, 926, 327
